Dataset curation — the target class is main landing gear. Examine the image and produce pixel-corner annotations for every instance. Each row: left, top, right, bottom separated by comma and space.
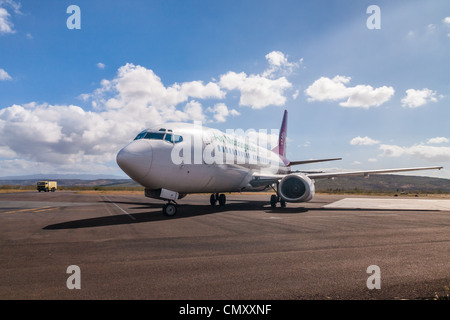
162, 193, 227, 217
162, 200, 178, 217
270, 194, 286, 208
270, 183, 286, 208
210, 193, 226, 206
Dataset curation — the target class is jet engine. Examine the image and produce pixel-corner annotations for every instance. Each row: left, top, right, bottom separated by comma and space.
278, 174, 315, 203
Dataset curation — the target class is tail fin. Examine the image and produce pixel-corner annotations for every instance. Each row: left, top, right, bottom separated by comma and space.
272, 110, 289, 165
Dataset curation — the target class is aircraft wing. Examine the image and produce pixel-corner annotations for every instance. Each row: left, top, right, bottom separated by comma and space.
250, 173, 285, 188
250, 166, 443, 187
307, 166, 443, 179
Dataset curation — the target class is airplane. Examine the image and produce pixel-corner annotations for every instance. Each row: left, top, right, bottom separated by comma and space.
116, 110, 443, 216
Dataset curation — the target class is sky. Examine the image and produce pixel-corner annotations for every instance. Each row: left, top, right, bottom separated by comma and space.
0, 0, 449, 179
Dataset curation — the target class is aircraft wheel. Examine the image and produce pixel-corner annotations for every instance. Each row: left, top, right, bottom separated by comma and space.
163, 203, 177, 217
280, 199, 286, 208
218, 194, 226, 206
270, 195, 277, 208
210, 194, 217, 206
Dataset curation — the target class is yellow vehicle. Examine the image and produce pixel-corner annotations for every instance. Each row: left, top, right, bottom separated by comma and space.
37, 181, 57, 192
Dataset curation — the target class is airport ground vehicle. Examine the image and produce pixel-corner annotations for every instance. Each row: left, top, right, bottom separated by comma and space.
37, 181, 57, 192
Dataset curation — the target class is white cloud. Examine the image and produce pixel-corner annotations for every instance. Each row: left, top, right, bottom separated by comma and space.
207, 103, 240, 123
0, 63, 233, 173
0, 52, 299, 175
443, 17, 450, 25
0, 1, 21, 35
218, 51, 299, 109
427, 137, 449, 144
305, 75, 350, 102
0, 103, 121, 166
0, 68, 12, 80
181, 100, 205, 122
305, 76, 394, 108
380, 144, 450, 162
0, 146, 16, 158
90, 63, 226, 114
426, 24, 437, 33
0, 7, 14, 34
219, 71, 292, 109
350, 136, 380, 146
401, 88, 439, 108
341, 85, 395, 108
97, 62, 105, 69
0, 0, 21, 14
262, 51, 302, 78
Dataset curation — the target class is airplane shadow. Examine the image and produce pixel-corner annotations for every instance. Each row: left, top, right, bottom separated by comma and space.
43, 199, 428, 230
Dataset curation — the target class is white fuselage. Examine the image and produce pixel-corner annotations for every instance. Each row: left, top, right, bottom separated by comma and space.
116, 122, 287, 194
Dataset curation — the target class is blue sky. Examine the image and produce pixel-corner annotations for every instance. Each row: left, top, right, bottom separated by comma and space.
0, 0, 449, 178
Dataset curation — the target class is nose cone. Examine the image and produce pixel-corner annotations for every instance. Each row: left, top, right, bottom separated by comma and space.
116, 140, 153, 182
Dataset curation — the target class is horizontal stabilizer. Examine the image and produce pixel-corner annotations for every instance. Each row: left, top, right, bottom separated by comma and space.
289, 158, 342, 166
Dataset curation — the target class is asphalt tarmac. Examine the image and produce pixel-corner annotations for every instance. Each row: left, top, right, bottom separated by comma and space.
0, 191, 449, 300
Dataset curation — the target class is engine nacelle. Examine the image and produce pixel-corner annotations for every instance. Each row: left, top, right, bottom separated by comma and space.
279, 174, 315, 203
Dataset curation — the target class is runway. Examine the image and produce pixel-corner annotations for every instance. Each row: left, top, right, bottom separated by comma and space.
0, 191, 449, 300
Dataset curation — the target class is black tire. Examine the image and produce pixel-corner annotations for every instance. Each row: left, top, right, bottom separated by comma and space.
51, 188, 56, 192
210, 194, 217, 206
270, 195, 277, 208
218, 194, 226, 206
162, 203, 177, 217
280, 199, 286, 208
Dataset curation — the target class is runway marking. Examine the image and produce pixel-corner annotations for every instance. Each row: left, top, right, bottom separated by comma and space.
102, 195, 136, 221
324, 198, 450, 211
2, 206, 52, 214
34, 207, 58, 213
263, 216, 282, 220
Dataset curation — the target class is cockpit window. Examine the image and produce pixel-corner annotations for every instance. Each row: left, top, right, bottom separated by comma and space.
134, 131, 164, 140
134, 130, 183, 143
164, 134, 183, 143
134, 131, 147, 140
164, 133, 173, 143
173, 135, 183, 143
144, 132, 165, 140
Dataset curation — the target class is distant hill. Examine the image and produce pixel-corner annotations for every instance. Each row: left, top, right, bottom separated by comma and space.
0, 174, 125, 180
0, 178, 139, 188
1, 174, 450, 193
315, 174, 450, 194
